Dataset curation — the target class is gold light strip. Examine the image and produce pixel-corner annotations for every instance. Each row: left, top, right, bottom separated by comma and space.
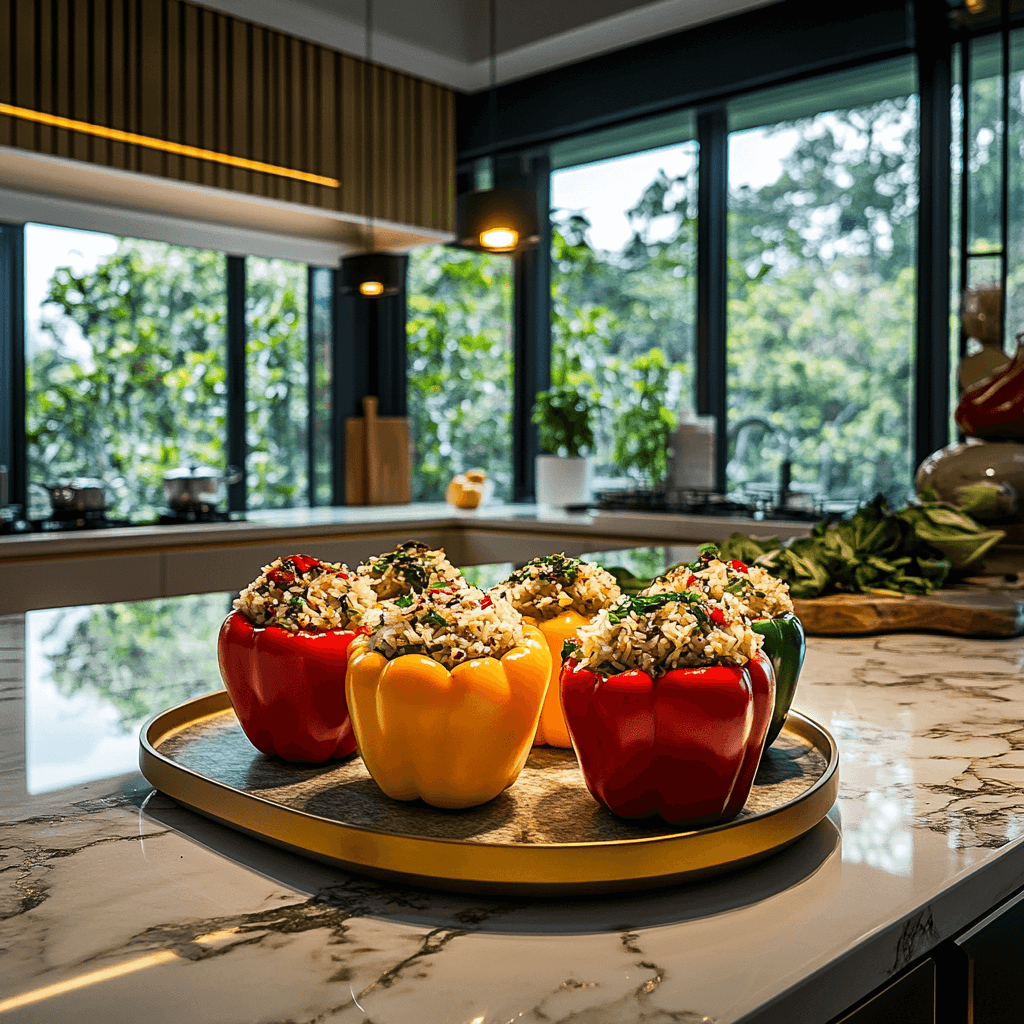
0, 951, 180, 1014
0, 103, 340, 188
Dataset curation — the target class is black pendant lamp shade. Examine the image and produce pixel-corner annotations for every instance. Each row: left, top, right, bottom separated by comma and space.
453, 0, 538, 255
455, 185, 539, 253
340, 252, 405, 297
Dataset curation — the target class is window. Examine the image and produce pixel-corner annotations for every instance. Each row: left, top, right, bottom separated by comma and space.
727, 59, 919, 508
309, 267, 334, 506
25, 224, 227, 519
550, 112, 698, 489
952, 28, 1024, 406
406, 245, 514, 503
245, 257, 309, 510
21, 222, 333, 519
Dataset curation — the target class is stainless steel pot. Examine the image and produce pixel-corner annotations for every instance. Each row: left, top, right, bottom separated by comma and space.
43, 478, 106, 512
163, 466, 242, 510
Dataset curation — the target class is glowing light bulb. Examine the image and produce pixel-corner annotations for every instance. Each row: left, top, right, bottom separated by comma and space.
480, 227, 518, 251
359, 280, 385, 297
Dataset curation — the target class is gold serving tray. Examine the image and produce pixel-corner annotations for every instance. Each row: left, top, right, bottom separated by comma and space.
139, 691, 839, 895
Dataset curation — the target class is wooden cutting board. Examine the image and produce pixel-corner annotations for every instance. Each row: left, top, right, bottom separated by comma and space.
793, 587, 1024, 638
345, 396, 412, 505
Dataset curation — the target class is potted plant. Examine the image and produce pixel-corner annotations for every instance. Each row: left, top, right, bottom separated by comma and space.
532, 382, 598, 507
610, 350, 678, 489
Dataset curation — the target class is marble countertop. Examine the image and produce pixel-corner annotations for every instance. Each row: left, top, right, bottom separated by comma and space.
3, 622, 1024, 1023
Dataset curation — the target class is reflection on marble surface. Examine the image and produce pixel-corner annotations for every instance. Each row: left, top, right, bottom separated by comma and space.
5, 609, 1024, 1022
24, 594, 230, 793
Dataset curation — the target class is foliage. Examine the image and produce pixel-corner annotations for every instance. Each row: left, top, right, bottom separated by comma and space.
550, 165, 695, 483
725, 98, 918, 504
25, 240, 309, 517
26, 242, 226, 516
610, 349, 678, 486
532, 383, 596, 457
532, 332, 598, 458
406, 246, 513, 502
551, 90, 919, 504
245, 257, 309, 510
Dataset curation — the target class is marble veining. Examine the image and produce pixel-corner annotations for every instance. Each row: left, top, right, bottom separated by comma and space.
3, 631, 1024, 1023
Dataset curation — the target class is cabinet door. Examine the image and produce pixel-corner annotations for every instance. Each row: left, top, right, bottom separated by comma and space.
955, 888, 1024, 1024
832, 958, 936, 1024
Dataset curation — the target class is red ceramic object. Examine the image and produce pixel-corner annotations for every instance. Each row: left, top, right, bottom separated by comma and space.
955, 339, 1024, 440
217, 610, 359, 763
559, 650, 776, 826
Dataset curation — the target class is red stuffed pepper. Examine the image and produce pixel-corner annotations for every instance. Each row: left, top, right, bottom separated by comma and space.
218, 554, 372, 763
560, 592, 776, 827
648, 544, 803, 748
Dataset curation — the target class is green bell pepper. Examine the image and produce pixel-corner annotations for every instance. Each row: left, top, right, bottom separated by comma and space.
751, 611, 806, 746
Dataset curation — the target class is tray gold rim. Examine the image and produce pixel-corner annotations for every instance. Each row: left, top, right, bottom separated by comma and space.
139, 690, 840, 895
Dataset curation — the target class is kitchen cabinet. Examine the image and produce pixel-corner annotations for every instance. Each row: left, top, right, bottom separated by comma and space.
831, 959, 936, 1024
940, 887, 1024, 1024
831, 885, 1024, 1024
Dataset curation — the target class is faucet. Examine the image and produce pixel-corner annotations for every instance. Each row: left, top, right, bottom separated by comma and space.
727, 416, 793, 509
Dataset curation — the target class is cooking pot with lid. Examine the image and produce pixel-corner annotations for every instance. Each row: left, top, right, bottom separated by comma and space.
163, 466, 243, 510
41, 478, 107, 512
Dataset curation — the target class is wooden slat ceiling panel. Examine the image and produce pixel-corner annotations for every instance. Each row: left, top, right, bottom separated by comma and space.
0, 0, 454, 231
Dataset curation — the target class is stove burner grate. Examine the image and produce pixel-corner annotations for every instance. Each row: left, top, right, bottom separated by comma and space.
588, 487, 824, 523
158, 505, 231, 524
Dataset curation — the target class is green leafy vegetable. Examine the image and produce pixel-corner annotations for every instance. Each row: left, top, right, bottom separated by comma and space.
604, 566, 652, 596
718, 495, 1003, 598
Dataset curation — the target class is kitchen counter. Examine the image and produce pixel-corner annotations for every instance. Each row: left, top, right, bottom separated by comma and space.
4, 588, 1024, 1021
0, 503, 812, 614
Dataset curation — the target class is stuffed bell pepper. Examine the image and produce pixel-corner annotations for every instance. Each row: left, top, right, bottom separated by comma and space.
219, 555, 376, 763
492, 553, 621, 748
346, 586, 551, 809
561, 591, 776, 826
648, 544, 804, 746
354, 539, 467, 603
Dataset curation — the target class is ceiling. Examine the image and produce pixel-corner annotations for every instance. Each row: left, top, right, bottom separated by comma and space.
198, 0, 781, 91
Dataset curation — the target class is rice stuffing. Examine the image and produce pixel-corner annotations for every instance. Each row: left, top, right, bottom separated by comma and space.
366, 586, 526, 670
645, 543, 794, 620
233, 554, 373, 632
492, 553, 621, 619
567, 591, 762, 677
355, 540, 465, 599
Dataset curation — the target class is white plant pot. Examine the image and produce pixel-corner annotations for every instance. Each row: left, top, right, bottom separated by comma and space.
535, 455, 590, 509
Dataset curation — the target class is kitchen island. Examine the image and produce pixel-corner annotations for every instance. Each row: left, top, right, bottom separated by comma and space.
3, 553, 1024, 1022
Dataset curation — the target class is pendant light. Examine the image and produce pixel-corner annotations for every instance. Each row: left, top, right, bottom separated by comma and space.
454, 0, 539, 253
340, 0, 404, 297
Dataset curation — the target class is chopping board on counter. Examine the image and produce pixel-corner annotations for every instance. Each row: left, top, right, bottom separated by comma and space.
793, 583, 1024, 638
345, 396, 412, 505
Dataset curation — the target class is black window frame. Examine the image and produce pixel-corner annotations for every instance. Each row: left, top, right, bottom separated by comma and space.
456, 0, 1008, 500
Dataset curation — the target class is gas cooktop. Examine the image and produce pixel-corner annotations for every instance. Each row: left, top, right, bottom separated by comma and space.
574, 487, 829, 523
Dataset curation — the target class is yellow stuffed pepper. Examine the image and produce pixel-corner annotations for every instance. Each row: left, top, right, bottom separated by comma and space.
492, 554, 622, 747
345, 586, 551, 809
